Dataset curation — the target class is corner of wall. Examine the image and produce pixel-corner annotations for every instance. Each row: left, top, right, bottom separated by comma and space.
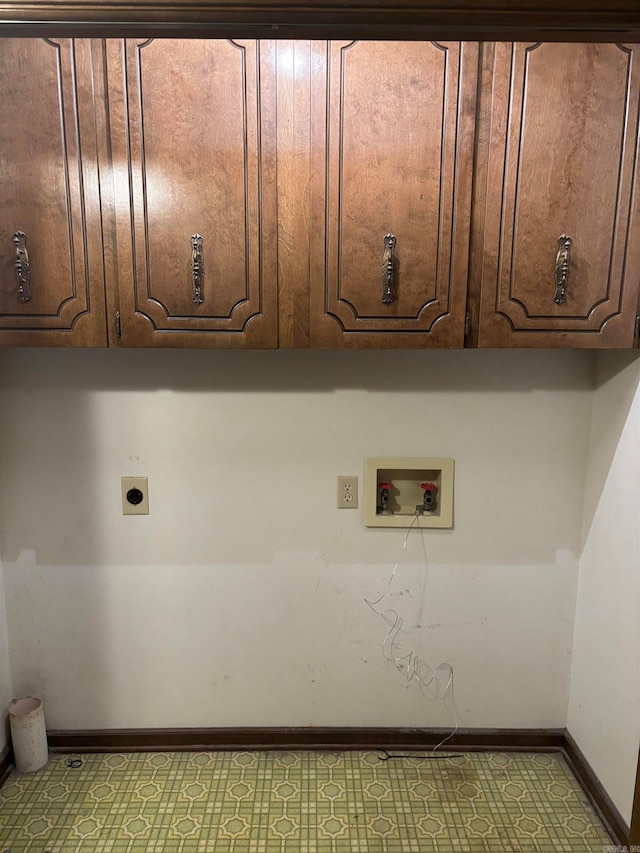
0, 557, 12, 757
568, 350, 640, 825
0, 375, 14, 755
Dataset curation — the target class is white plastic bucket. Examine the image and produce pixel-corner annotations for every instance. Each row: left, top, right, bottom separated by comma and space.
9, 697, 48, 773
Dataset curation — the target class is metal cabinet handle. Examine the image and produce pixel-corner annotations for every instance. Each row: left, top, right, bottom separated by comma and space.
382, 233, 396, 305
13, 231, 32, 303
553, 234, 572, 305
191, 234, 204, 305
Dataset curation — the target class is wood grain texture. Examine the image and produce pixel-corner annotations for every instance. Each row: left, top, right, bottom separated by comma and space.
91, 37, 122, 347
464, 41, 493, 350
107, 38, 278, 347
477, 42, 640, 348
46, 725, 566, 753
0, 1, 639, 41
0, 38, 108, 346
276, 40, 311, 348
310, 40, 478, 348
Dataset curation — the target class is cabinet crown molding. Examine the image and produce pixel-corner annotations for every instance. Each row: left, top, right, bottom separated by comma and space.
1, 1, 639, 40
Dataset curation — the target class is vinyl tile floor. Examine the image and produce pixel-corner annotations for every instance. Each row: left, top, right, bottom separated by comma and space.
0, 750, 613, 852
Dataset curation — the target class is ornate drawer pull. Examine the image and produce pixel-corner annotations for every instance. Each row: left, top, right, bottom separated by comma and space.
191, 234, 204, 305
553, 234, 572, 305
13, 231, 32, 303
382, 233, 396, 305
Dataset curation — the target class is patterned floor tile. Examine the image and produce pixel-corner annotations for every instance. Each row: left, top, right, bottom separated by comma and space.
0, 751, 613, 852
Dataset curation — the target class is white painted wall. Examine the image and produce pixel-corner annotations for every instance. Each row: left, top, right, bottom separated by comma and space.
568, 351, 640, 825
0, 349, 592, 731
0, 560, 11, 755
0, 438, 12, 754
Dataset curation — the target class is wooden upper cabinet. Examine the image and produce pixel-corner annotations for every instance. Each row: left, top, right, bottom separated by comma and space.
476, 42, 640, 348
3, 38, 638, 351
309, 41, 478, 348
106, 38, 278, 347
0, 38, 107, 346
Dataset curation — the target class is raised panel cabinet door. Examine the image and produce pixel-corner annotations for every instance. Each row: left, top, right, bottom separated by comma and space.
309, 41, 478, 348
0, 38, 107, 346
107, 39, 278, 348
477, 42, 640, 348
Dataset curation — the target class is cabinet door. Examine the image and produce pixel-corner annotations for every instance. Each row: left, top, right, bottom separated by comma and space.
107, 39, 278, 348
0, 39, 107, 346
477, 43, 640, 348
309, 41, 478, 348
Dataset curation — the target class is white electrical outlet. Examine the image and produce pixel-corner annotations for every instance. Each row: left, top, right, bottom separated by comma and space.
337, 476, 358, 509
122, 477, 149, 515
